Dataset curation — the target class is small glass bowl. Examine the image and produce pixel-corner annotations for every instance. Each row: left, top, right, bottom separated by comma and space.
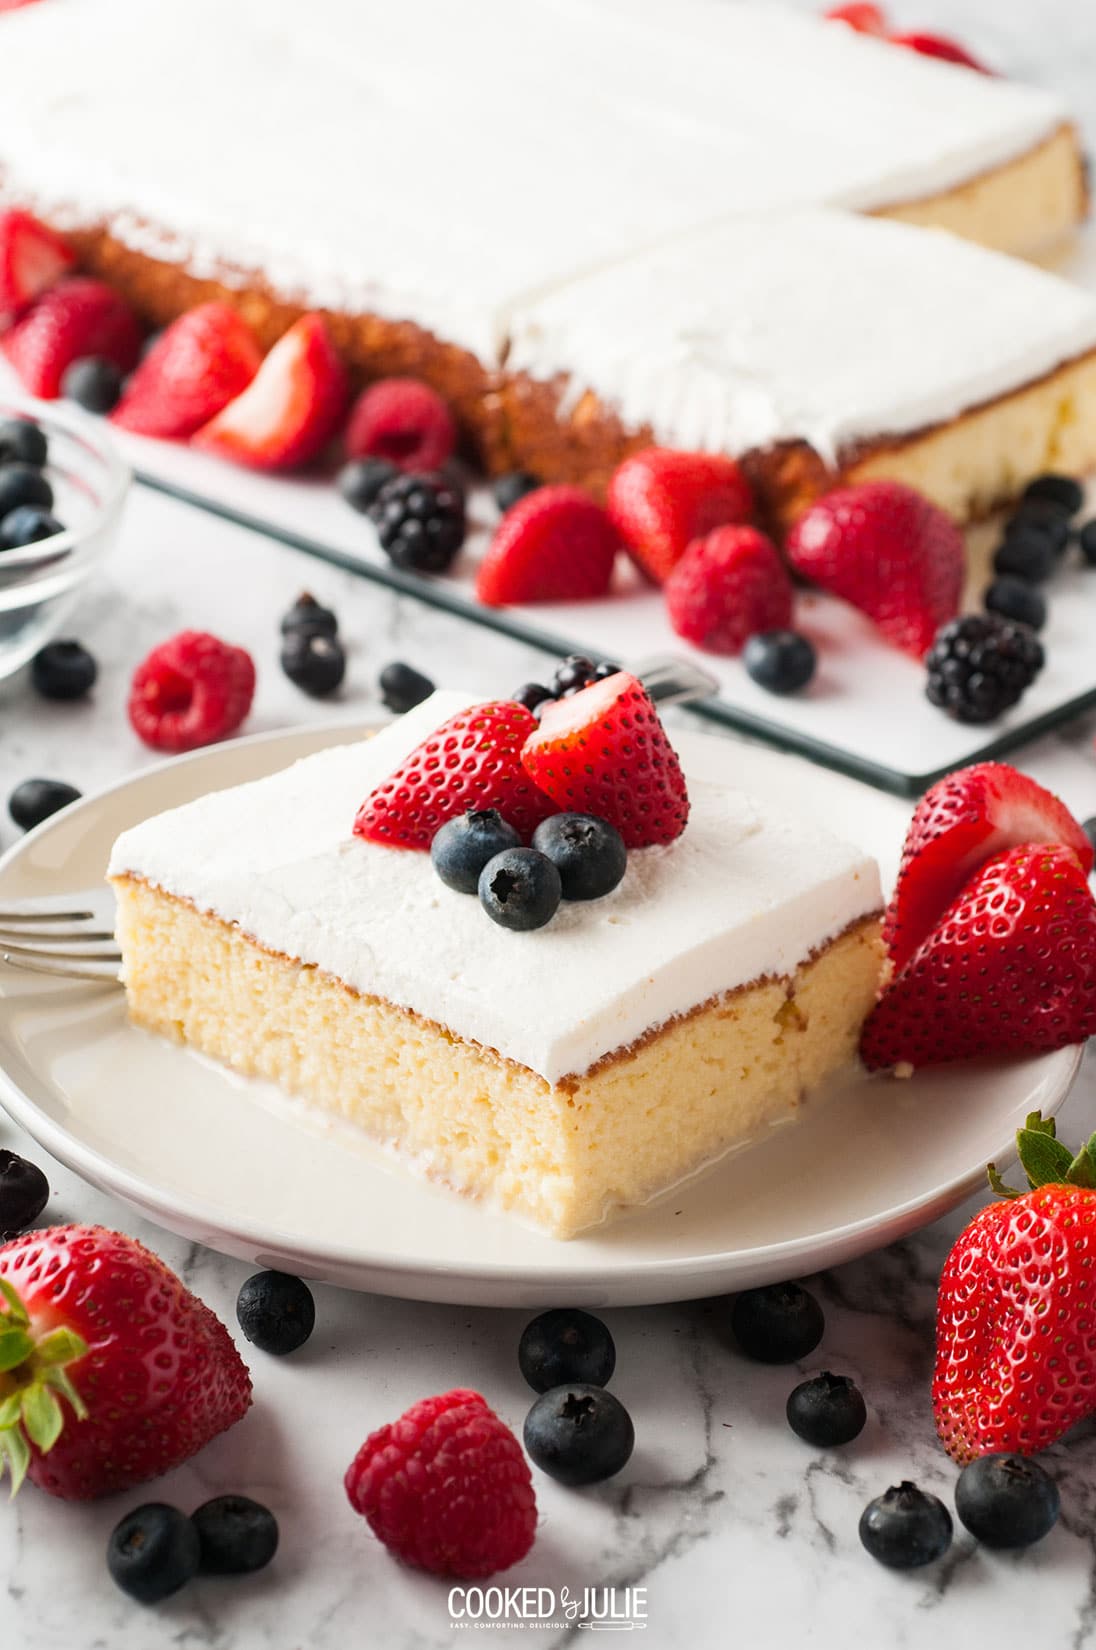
0, 397, 131, 680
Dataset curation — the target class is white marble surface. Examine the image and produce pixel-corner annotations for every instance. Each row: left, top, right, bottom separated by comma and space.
4, 3, 1096, 1646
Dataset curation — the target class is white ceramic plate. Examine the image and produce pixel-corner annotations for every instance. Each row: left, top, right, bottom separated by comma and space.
0, 722, 1080, 1306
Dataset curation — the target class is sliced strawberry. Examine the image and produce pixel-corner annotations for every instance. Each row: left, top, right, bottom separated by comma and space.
0, 210, 74, 322
607, 448, 754, 584
890, 30, 990, 73
354, 700, 558, 849
861, 842, 1096, 1070
884, 762, 1094, 973
111, 302, 262, 438
785, 480, 963, 659
3, 277, 141, 399
521, 672, 689, 849
823, 3, 888, 32
476, 485, 619, 606
192, 313, 348, 470
664, 525, 792, 654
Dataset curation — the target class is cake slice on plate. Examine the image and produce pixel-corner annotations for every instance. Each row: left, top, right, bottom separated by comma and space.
108, 688, 883, 1238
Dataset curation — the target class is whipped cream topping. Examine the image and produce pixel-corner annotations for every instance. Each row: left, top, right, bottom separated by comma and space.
506, 208, 1096, 464
108, 693, 881, 1084
0, 0, 1070, 361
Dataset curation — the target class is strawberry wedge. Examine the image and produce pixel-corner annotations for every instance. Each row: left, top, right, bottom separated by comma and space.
0, 210, 74, 322
112, 302, 262, 438
193, 313, 348, 470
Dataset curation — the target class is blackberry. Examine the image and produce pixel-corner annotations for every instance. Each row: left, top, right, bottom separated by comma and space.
369, 472, 465, 573
925, 613, 1043, 724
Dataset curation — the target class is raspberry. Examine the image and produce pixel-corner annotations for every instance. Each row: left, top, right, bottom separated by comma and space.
346, 377, 456, 473
128, 631, 256, 753
344, 1389, 537, 1578
664, 524, 792, 654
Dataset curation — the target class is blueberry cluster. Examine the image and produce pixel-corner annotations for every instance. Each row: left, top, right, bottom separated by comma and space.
0, 417, 66, 552
511, 652, 621, 720
432, 808, 627, 932
519, 1309, 633, 1485
925, 470, 1090, 723
279, 591, 346, 698
108, 1495, 279, 1603
722, 1279, 1060, 1567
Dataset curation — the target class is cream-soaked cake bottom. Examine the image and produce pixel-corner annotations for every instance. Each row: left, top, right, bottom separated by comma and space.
113, 876, 884, 1239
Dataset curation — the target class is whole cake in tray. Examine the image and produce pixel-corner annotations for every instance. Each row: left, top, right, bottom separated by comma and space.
0, 0, 1087, 495
107, 687, 884, 1238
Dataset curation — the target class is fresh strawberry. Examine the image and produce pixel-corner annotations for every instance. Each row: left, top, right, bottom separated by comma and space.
192, 313, 348, 470
345, 377, 456, 473
354, 699, 558, 849
0, 1225, 251, 1499
128, 630, 256, 753
861, 843, 1096, 1070
891, 30, 990, 72
476, 485, 619, 606
607, 448, 754, 584
664, 524, 792, 655
884, 762, 1094, 973
111, 302, 262, 439
0, 210, 74, 322
520, 672, 689, 849
934, 1112, 1096, 1463
785, 480, 963, 659
3, 277, 142, 399
823, 3, 888, 32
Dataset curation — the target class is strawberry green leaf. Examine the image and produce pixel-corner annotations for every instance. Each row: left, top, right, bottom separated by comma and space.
1024, 1111, 1058, 1139
0, 1328, 34, 1372
41, 1365, 88, 1422
0, 1277, 29, 1330
1016, 1125, 1075, 1189
0, 1392, 22, 1430
0, 1427, 30, 1496
987, 1162, 1024, 1199
33, 1328, 88, 1368
1066, 1136, 1096, 1189
21, 1385, 62, 1453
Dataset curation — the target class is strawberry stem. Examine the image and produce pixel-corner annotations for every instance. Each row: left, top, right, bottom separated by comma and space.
987, 1111, 1096, 1200
0, 1275, 87, 1495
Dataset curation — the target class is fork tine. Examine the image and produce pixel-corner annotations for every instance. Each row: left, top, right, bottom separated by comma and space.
2, 952, 120, 983
0, 909, 96, 925
0, 942, 122, 963
0, 926, 115, 945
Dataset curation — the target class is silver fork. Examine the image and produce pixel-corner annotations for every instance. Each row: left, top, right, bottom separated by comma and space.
0, 907, 122, 984
0, 655, 719, 985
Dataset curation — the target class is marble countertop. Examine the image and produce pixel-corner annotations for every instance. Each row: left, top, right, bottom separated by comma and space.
5, 4, 1096, 1647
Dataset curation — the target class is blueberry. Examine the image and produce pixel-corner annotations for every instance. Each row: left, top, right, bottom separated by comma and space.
61, 355, 124, 414
1079, 521, 1096, 567
0, 417, 47, 468
0, 461, 52, 518
1008, 500, 1073, 553
0, 506, 64, 550
493, 471, 541, 513
107, 1503, 201, 1604
192, 1495, 279, 1575
531, 813, 627, 901
1022, 473, 1085, 516
236, 1270, 315, 1355
859, 1482, 953, 1569
31, 639, 98, 701
0, 1150, 49, 1239
743, 630, 817, 695
730, 1282, 824, 1363
518, 1308, 616, 1394
993, 529, 1058, 584
338, 456, 398, 514
786, 1371, 866, 1446
552, 654, 597, 696
523, 1383, 634, 1485
9, 777, 81, 831
478, 848, 561, 931
511, 682, 556, 714
379, 660, 434, 714
280, 591, 338, 638
280, 630, 346, 697
954, 1453, 1060, 1549
139, 329, 164, 361
432, 809, 522, 895
984, 575, 1046, 632
590, 660, 621, 681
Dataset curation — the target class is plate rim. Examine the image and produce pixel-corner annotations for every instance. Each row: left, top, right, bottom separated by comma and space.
0, 721, 1083, 1301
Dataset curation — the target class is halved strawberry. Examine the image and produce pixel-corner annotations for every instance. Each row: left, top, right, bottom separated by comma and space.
520, 672, 689, 849
890, 30, 990, 73
861, 842, 1096, 1069
607, 448, 754, 584
884, 762, 1094, 974
3, 277, 141, 399
112, 302, 262, 438
823, 3, 888, 32
0, 210, 74, 322
192, 313, 348, 470
476, 485, 620, 606
354, 700, 558, 849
